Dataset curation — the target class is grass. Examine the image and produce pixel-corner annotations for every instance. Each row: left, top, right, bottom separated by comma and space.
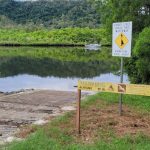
7, 133, 150, 150
82, 92, 150, 112
7, 93, 150, 150
97, 93, 150, 112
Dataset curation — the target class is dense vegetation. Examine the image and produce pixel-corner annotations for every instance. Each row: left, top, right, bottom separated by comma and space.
126, 27, 150, 84
0, 0, 100, 28
93, 0, 150, 84
0, 28, 107, 45
96, 0, 150, 34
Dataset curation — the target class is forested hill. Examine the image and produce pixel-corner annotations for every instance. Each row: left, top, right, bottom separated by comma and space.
0, 0, 100, 28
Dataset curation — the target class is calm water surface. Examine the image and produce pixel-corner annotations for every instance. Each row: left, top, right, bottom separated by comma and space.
0, 47, 129, 92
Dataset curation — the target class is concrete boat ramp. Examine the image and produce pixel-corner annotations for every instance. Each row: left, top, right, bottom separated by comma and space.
0, 90, 79, 143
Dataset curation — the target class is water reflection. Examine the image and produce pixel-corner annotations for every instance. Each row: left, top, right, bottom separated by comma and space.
0, 47, 129, 92
0, 57, 118, 78
0, 73, 129, 92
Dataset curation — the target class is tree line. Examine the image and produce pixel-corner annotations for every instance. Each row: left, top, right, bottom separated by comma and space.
0, 0, 100, 28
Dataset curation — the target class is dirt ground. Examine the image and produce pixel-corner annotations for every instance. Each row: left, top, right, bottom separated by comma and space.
75, 101, 150, 142
57, 100, 150, 143
0, 90, 80, 142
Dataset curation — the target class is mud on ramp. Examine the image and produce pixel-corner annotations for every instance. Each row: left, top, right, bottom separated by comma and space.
0, 90, 77, 142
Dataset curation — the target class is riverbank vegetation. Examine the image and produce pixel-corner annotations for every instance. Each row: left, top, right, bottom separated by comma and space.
0, 0, 106, 45
0, 28, 107, 45
8, 93, 150, 150
126, 27, 150, 84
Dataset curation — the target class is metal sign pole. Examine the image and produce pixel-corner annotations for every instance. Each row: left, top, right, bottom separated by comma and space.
76, 89, 81, 134
119, 57, 124, 116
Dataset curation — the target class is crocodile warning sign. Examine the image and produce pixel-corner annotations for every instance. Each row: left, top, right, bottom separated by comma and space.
115, 33, 129, 49
112, 22, 132, 57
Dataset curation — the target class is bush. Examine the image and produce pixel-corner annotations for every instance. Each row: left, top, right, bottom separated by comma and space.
126, 27, 150, 84
0, 28, 106, 45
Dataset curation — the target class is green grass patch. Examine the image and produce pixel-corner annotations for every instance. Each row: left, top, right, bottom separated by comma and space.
8, 133, 150, 150
97, 92, 150, 112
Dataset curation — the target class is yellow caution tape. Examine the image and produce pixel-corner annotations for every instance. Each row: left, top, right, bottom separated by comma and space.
78, 80, 150, 96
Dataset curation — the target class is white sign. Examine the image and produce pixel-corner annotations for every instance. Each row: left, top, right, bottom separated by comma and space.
112, 22, 132, 57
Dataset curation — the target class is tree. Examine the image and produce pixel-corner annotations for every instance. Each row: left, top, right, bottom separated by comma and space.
126, 27, 150, 84
0, 0, 101, 28
95, 0, 150, 33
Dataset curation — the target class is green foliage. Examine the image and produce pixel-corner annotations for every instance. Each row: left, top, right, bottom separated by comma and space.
134, 27, 150, 56
126, 27, 150, 84
92, 0, 150, 84
98, 0, 150, 33
0, 27, 107, 44
0, 0, 101, 28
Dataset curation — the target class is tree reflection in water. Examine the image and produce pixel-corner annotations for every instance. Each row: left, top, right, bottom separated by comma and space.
0, 57, 119, 78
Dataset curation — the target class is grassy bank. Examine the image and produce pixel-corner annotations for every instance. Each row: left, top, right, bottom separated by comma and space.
0, 28, 108, 46
8, 93, 150, 150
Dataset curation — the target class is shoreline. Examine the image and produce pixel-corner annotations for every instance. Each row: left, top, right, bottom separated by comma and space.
0, 43, 111, 47
0, 43, 84, 47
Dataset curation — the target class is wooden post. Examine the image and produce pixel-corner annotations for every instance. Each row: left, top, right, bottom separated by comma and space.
76, 89, 81, 134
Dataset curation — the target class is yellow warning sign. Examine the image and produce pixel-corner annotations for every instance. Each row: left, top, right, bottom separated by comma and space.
115, 33, 128, 49
78, 80, 150, 96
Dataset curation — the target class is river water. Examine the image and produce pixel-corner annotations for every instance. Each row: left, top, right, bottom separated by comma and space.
0, 47, 129, 92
